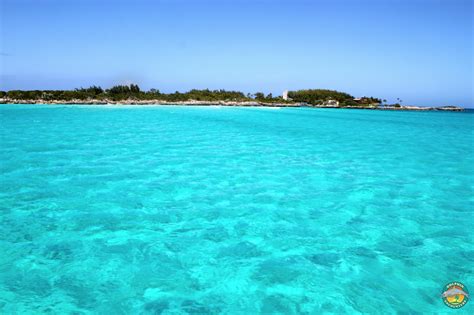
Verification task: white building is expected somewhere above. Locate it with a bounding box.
[282,90,289,100]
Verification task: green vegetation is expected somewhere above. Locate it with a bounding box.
[159,89,250,102]
[354,96,382,106]
[0,85,381,106]
[288,89,353,105]
[0,85,294,103]
[287,89,381,106]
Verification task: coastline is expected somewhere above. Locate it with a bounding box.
[0,98,464,111]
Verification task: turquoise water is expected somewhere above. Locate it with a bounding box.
[0,105,473,314]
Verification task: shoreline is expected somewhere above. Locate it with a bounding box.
[0,99,465,111]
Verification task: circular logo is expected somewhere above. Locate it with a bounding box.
[441,281,469,309]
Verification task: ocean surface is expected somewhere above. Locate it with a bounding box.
[0,104,473,314]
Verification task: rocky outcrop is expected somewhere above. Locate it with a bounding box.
[435,106,464,111]
[0,98,300,107]
[0,98,464,111]
[378,105,464,111]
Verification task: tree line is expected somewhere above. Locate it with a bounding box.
[0,85,381,106]
[0,85,287,103]
[288,89,381,106]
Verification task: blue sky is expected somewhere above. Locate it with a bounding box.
[0,0,472,107]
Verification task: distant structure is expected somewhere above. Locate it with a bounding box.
[322,99,339,107]
[282,90,289,100]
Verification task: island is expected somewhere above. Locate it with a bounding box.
[0,85,464,111]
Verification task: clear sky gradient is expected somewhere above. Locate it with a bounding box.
[0,0,472,107]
